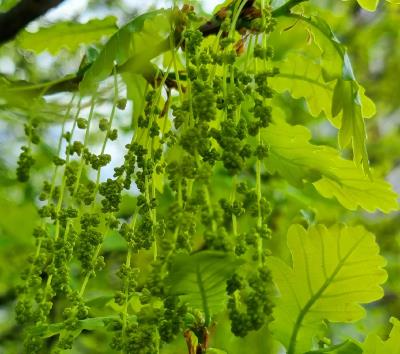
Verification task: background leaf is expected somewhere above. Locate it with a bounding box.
[267,224,387,354]
[16,17,118,55]
[363,317,400,353]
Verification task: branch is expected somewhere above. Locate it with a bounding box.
[0,0,66,45]
[3,0,306,96]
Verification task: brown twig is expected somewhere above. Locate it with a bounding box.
[0,0,66,45]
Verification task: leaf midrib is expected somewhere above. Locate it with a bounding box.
[287,233,366,354]
[196,264,210,327]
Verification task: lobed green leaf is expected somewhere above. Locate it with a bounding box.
[267,224,387,354]
[271,14,376,173]
[263,119,399,213]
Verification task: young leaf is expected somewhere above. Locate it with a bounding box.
[166,251,243,325]
[122,72,148,128]
[16,17,118,55]
[331,78,345,118]
[336,79,370,173]
[309,19,376,173]
[363,317,400,353]
[267,224,387,354]
[263,120,399,213]
[79,9,170,94]
[272,14,376,172]
[271,53,335,120]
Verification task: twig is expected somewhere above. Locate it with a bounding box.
[0,0,65,45]
[2,0,308,96]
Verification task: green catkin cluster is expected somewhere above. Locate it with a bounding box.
[16,99,81,353]
[16,145,35,182]
[16,117,41,182]
[16,2,278,353]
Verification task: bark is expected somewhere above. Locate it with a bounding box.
[0,0,66,45]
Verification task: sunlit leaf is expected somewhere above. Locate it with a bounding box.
[336,79,369,172]
[271,14,376,172]
[263,120,398,212]
[271,53,335,121]
[267,224,387,354]
[122,72,148,128]
[80,10,170,93]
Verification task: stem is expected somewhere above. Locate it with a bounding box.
[197,266,210,327]
[145,61,173,262]
[92,67,119,199]
[40,98,81,302]
[230,176,238,237]
[209,27,224,84]
[39,96,80,306]
[79,69,119,297]
[229,0,248,39]
[72,96,96,197]
[256,132,262,264]
[25,95,76,312]
[170,21,184,100]
[121,212,138,351]
[49,94,76,197]
[184,46,194,129]
[203,184,217,233]
[252,34,264,265]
